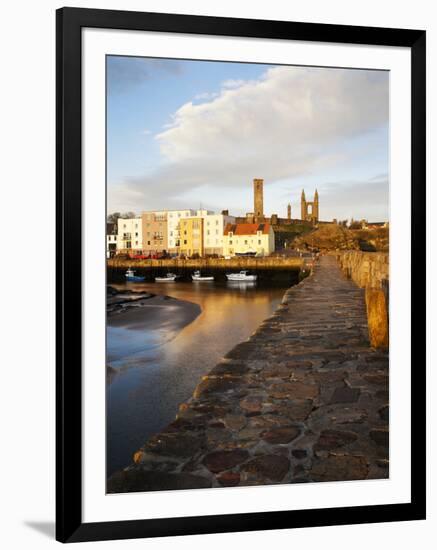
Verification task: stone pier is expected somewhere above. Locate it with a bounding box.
[108,256,389,493]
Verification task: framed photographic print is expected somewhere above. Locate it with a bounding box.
[56,7,426,543]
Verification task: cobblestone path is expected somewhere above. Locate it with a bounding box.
[108,255,389,492]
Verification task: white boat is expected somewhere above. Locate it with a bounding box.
[226,270,257,282]
[155,272,178,282]
[192,270,214,282]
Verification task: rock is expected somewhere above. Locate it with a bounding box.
[145,432,204,457]
[292,449,308,459]
[107,470,212,493]
[269,381,319,400]
[364,374,389,387]
[262,426,301,444]
[310,454,369,482]
[314,429,358,451]
[223,414,247,431]
[203,449,250,473]
[277,399,314,421]
[329,386,361,404]
[369,429,389,447]
[241,455,290,482]
[193,376,241,398]
[313,371,347,385]
[216,471,241,487]
[240,396,263,413]
[210,362,250,377]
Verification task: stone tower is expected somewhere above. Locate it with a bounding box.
[253,178,264,218]
[301,189,319,223]
[301,189,307,221]
[287,203,291,220]
[313,189,319,221]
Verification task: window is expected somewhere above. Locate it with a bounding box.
[178,213,181,218]
[216,230,218,235]
[135,232,138,237]
[170,231,173,236]
[184,230,187,235]
[147,241,150,245]
[184,240,187,245]
[229,240,233,245]
[258,240,262,245]
[135,241,138,245]
[207,221,210,226]
[123,224,126,229]
[207,230,210,235]
[244,240,248,245]
[216,220,219,225]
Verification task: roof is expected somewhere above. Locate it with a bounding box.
[224,223,271,236]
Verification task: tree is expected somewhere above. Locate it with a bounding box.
[107,211,137,223]
[107,212,121,224]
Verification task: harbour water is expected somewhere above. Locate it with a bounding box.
[107,280,289,475]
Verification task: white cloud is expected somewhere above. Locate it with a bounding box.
[109,65,388,213]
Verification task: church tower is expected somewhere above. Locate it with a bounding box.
[301,189,307,221]
[313,189,319,221]
[253,178,264,218]
[287,203,291,220]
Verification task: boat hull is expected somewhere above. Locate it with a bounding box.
[125,276,145,282]
[155,277,177,282]
[192,276,214,282]
[226,275,257,282]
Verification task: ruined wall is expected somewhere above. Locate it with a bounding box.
[337,251,389,349]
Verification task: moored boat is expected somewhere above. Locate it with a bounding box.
[192,270,214,282]
[155,273,178,282]
[125,268,145,282]
[226,270,257,282]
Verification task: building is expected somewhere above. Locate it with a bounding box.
[198,210,235,256]
[223,223,275,257]
[301,189,319,223]
[116,217,143,252]
[106,222,118,258]
[166,209,197,253]
[179,217,204,257]
[253,178,264,218]
[141,211,168,254]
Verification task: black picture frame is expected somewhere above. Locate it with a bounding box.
[56,7,426,543]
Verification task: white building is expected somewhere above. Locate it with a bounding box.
[116,217,143,252]
[197,210,235,255]
[223,223,275,257]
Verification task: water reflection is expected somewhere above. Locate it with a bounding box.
[106,280,287,475]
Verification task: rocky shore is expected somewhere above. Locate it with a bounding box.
[108,256,389,493]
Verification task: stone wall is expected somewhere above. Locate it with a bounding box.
[336,252,389,349]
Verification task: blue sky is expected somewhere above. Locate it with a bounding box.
[107,56,389,221]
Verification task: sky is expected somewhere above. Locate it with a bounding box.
[107,56,389,222]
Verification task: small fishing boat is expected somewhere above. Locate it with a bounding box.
[226,270,257,282]
[192,270,214,282]
[125,268,145,282]
[155,273,178,282]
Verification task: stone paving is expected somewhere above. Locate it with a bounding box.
[108,256,389,493]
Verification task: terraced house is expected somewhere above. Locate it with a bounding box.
[223,222,275,257]
[179,217,204,257]
[116,217,142,253]
[141,211,168,255]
